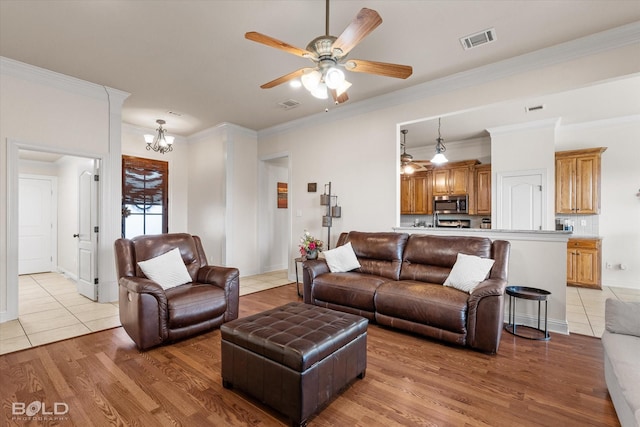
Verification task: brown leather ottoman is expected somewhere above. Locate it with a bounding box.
[221,302,368,427]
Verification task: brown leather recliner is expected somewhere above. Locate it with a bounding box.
[114,233,239,350]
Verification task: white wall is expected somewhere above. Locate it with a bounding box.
[557,118,640,289]
[187,123,259,276]
[0,57,128,321]
[257,44,640,294]
[121,124,189,234]
[489,118,558,231]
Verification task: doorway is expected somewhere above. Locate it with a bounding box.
[16,151,106,311]
[259,154,291,276]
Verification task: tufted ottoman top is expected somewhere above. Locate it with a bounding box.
[221,302,368,372]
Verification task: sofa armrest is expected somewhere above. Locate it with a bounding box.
[197,266,240,321]
[466,278,507,354]
[302,259,330,303]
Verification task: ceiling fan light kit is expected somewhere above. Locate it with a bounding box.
[245,0,412,105]
[144,119,174,155]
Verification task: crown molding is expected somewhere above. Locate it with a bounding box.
[258,21,640,139]
[558,114,640,131]
[0,56,125,101]
[188,122,257,144]
[487,118,561,135]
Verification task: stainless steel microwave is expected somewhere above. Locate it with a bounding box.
[433,195,468,214]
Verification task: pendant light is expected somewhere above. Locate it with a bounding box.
[400,129,415,175]
[431,118,448,164]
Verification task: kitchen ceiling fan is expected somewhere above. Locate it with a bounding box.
[245,0,413,104]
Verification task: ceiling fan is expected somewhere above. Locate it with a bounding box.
[400,129,422,174]
[245,0,413,104]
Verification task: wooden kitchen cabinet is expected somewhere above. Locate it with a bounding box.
[567,238,601,289]
[401,172,431,214]
[431,160,477,196]
[555,147,606,214]
[475,164,491,215]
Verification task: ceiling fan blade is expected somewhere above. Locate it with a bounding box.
[345,59,413,79]
[332,8,382,56]
[260,68,313,89]
[245,31,311,57]
[330,89,349,104]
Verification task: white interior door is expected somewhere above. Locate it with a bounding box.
[18,176,56,274]
[77,168,99,300]
[498,172,544,230]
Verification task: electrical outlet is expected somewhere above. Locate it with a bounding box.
[580,219,587,227]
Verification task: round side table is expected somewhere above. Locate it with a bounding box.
[504,286,551,341]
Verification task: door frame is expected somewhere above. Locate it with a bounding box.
[495,168,547,230]
[258,151,292,279]
[18,174,58,275]
[4,140,107,322]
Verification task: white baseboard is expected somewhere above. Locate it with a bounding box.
[504,310,569,335]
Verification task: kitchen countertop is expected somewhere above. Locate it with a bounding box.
[395,226,573,235]
[393,226,574,242]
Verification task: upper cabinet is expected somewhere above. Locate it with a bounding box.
[555,147,607,214]
[431,160,478,196]
[475,164,491,215]
[401,171,431,215]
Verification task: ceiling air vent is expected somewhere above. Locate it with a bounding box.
[278,99,300,110]
[460,28,496,50]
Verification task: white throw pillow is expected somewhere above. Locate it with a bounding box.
[323,242,361,273]
[137,247,193,290]
[443,253,495,294]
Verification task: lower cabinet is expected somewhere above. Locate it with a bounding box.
[567,238,601,289]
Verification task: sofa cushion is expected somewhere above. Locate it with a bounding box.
[400,234,492,284]
[166,283,228,328]
[323,242,361,273]
[344,231,409,281]
[312,272,389,312]
[375,281,468,334]
[443,253,495,294]
[605,299,640,337]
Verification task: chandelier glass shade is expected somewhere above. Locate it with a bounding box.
[400,129,415,175]
[144,119,174,155]
[301,67,351,100]
[431,118,448,164]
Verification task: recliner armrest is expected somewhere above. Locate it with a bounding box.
[198,266,240,321]
[119,276,167,301]
[197,265,240,290]
[469,278,506,301]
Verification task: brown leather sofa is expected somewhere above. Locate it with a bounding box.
[114,233,239,350]
[303,231,510,354]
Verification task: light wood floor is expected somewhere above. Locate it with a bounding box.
[0,284,619,426]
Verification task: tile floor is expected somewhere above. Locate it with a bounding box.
[0,270,291,355]
[566,285,640,337]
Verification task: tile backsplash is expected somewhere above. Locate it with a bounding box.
[555,214,599,236]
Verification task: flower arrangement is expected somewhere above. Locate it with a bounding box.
[299,230,323,258]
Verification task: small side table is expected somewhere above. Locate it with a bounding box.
[505,286,551,341]
[294,257,304,297]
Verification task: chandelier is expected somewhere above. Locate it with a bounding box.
[144,119,174,154]
[431,118,448,164]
